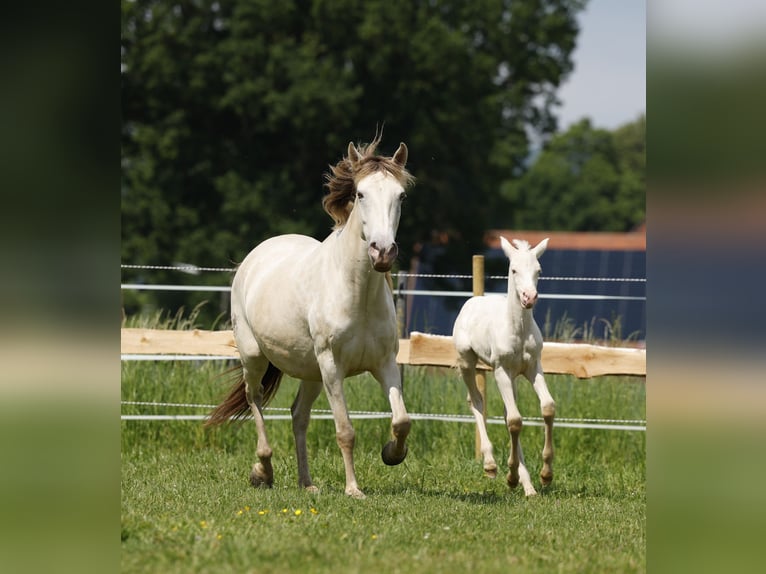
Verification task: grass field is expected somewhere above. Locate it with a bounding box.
[121,360,645,573]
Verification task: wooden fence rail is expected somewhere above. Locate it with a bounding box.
[121,328,646,379]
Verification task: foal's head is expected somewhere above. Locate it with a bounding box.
[323,136,414,272]
[500,237,549,309]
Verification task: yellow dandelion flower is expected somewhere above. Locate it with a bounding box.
[310,508,318,515]
[237,510,243,516]
[281,508,288,514]
[294,509,302,516]
[258,510,266,516]
[371,534,378,540]
[216,534,223,540]
[199,521,207,529]
[244,505,251,511]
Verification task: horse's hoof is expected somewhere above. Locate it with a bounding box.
[540,472,553,486]
[250,464,273,488]
[506,472,520,489]
[346,487,366,499]
[484,464,498,479]
[381,441,408,466]
[304,485,320,494]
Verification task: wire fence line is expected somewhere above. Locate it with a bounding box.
[120,402,646,432]
[121,263,646,302]
[120,282,646,302]
[120,263,646,283]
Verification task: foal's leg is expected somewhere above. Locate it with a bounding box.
[526,363,555,486]
[291,379,323,492]
[495,366,536,495]
[241,357,275,488]
[459,354,497,478]
[317,352,364,498]
[372,358,411,466]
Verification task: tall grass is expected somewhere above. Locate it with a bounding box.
[542,309,643,345]
[122,357,645,573]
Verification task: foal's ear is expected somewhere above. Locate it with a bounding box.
[533,238,549,258]
[392,142,408,167]
[347,142,362,165]
[500,236,516,259]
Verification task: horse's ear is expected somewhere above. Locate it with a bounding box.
[392,142,408,167]
[533,238,549,258]
[347,142,361,165]
[500,236,515,259]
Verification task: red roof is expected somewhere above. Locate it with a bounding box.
[485,227,646,251]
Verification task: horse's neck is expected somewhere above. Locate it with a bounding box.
[506,279,532,332]
[327,209,386,301]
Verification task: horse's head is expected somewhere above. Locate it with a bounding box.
[348,141,409,272]
[500,236,549,309]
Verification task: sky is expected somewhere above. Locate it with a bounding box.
[556,0,646,131]
[650,0,766,49]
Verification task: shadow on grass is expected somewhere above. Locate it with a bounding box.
[359,479,563,505]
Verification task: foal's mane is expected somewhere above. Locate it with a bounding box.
[322,134,415,229]
[511,239,531,250]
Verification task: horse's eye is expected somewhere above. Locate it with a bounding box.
[356,192,364,200]
[399,193,407,202]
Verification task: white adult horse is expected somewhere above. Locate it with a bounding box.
[206,136,414,498]
[452,237,555,496]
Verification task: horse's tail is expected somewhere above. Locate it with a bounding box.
[204,362,284,427]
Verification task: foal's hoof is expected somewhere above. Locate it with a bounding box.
[506,472,520,489]
[540,470,553,486]
[381,441,408,466]
[484,463,498,479]
[250,464,273,488]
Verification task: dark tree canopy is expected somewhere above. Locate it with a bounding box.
[121,0,589,319]
[500,116,645,231]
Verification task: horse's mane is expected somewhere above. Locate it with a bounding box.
[322,134,415,229]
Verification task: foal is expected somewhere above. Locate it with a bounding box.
[452,237,555,496]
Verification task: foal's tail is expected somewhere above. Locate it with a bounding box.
[204,362,284,427]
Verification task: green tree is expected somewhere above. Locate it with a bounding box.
[121,0,586,321]
[500,115,645,231]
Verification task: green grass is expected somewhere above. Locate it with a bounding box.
[122,361,645,573]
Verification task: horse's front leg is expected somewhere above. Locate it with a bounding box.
[317,352,364,498]
[527,364,555,486]
[495,366,537,496]
[372,358,411,466]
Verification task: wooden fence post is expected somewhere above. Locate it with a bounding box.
[472,255,486,460]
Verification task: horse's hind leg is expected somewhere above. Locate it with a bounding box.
[527,364,555,486]
[515,443,538,497]
[458,354,497,478]
[291,379,322,492]
[242,359,275,488]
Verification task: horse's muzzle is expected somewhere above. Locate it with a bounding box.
[369,242,398,272]
[521,291,538,309]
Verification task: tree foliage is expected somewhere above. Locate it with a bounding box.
[501,115,645,231]
[121,0,589,318]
